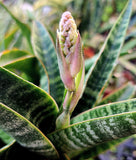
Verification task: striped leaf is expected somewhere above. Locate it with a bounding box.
[73,137,129,160]
[0,142,50,160]
[74,0,132,114]
[0,103,59,159]
[99,83,135,105]
[0,67,58,134]
[32,21,64,106]
[71,99,136,124]
[48,109,136,158]
[0,2,33,53]
[3,56,39,84]
[85,54,99,74]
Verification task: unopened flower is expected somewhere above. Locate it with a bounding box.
[56,11,83,91]
[56,11,85,128]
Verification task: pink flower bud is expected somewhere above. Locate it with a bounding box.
[56,11,84,91]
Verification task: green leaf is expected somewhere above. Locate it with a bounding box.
[0,142,48,160]
[74,0,132,114]
[3,56,39,84]
[119,58,136,75]
[0,140,15,156]
[85,54,99,74]
[73,137,129,160]
[0,27,18,50]
[71,99,136,124]
[121,39,136,53]
[48,107,136,158]
[0,49,31,66]
[32,21,64,106]
[0,129,14,145]
[0,2,33,53]
[0,103,59,159]
[99,83,135,105]
[0,67,58,134]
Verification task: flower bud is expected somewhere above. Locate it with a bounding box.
[56,11,83,91]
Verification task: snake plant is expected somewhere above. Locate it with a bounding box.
[0,0,136,159]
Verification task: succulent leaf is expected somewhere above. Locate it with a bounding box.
[0,103,59,159]
[0,67,58,134]
[73,0,132,115]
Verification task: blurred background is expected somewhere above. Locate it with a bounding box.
[0,0,136,159]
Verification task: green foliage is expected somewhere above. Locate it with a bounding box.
[0,0,136,160]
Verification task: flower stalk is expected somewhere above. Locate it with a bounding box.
[56,11,84,129]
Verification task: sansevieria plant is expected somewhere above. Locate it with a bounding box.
[0,0,136,159]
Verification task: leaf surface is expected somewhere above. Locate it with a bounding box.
[0,67,58,134]
[0,49,31,66]
[74,0,132,114]
[71,99,136,124]
[99,83,135,105]
[0,2,33,53]
[49,108,136,157]
[3,56,39,84]
[0,103,59,159]
[32,21,64,106]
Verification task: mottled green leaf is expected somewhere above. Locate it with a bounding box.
[0,67,58,134]
[85,54,98,74]
[0,2,33,53]
[99,83,135,105]
[71,99,136,124]
[73,137,129,160]
[49,107,136,158]
[0,142,48,160]
[32,21,64,106]
[0,103,59,159]
[74,0,132,115]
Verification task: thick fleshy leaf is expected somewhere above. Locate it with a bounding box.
[0,129,14,145]
[32,21,64,106]
[71,99,136,124]
[0,2,33,53]
[85,54,99,74]
[99,83,135,105]
[3,56,39,84]
[0,49,31,66]
[0,140,15,156]
[119,58,136,75]
[74,0,132,114]
[0,67,58,134]
[0,142,48,160]
[0,103,59,159]
[49,108,136,158]
[73,137,129,160]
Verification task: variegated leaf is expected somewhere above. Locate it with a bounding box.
[73,0,132,115]
[0,67,58,134]
[0,103,59,159]
[71,99,136,124]
[32,21,64,106]
[99,83,135,105]
[49,108,136,158]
